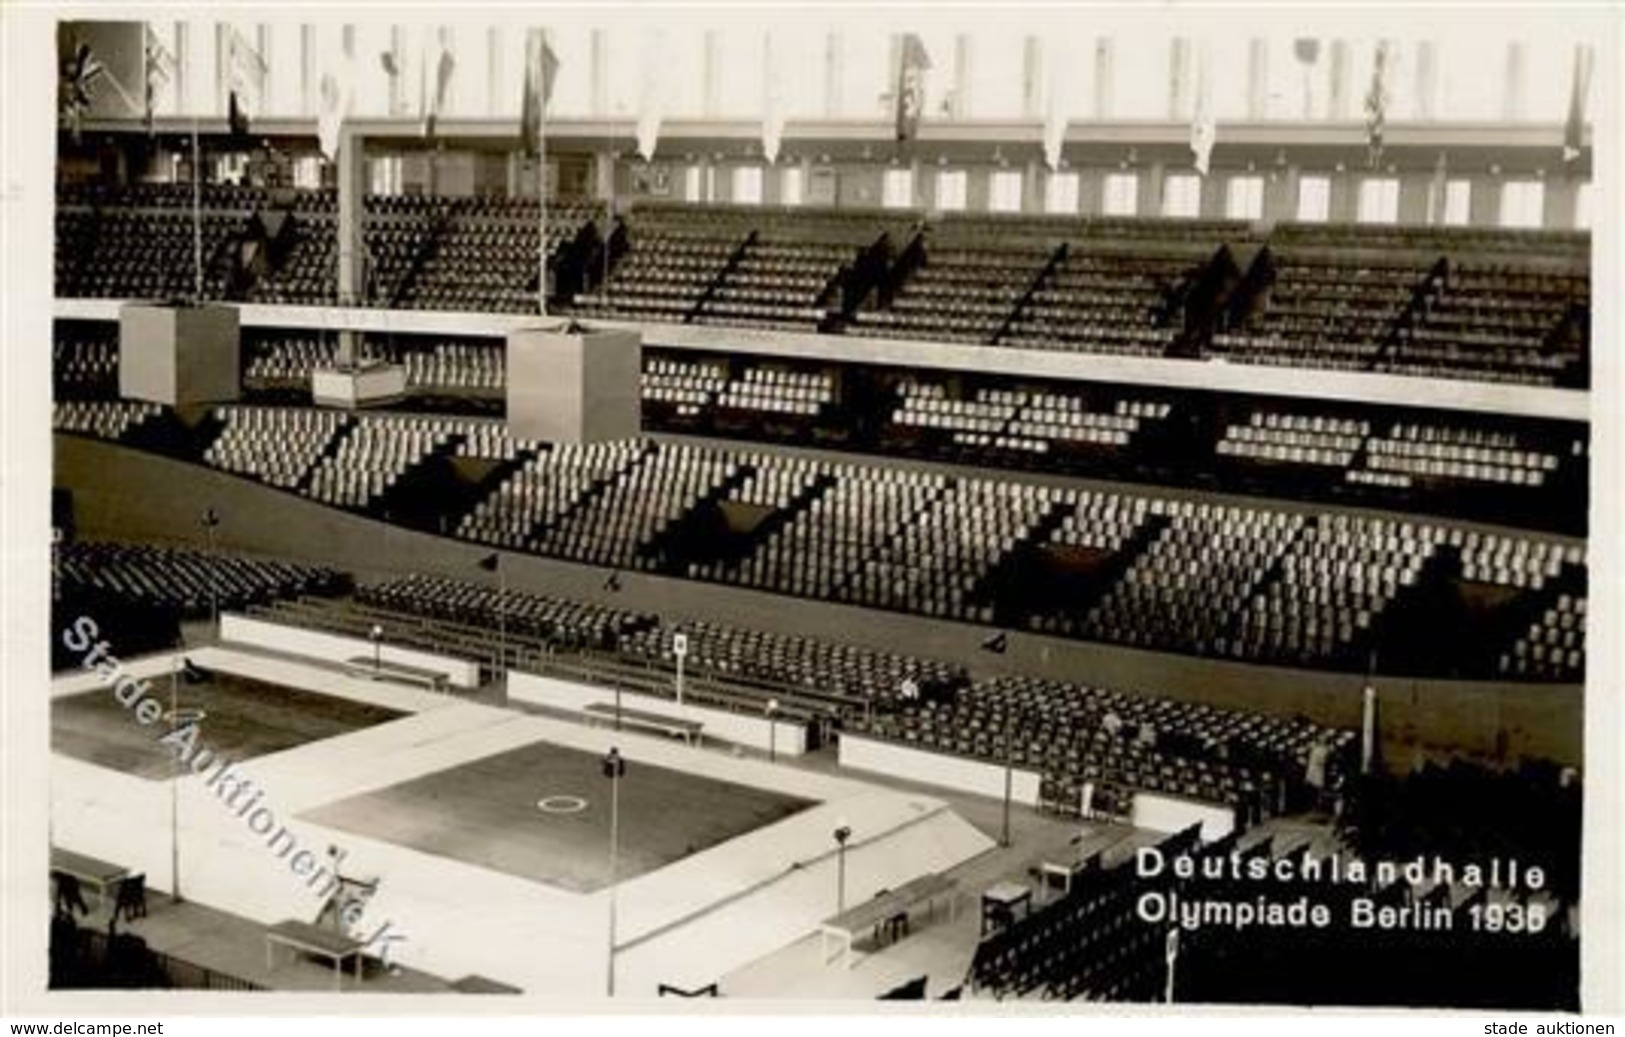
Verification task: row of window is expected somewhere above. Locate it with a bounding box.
[347,155,1591,230]
[848,168,1582,229]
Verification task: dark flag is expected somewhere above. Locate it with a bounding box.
[894,33,931,143]
[143,28,172,138]
[520,29,560,159]
[60,41,104,143]
[1363,41,1389,168]
[1563,45,1593,163]
[228,90,250,139]
[425,29,456,141]
[477,553,500,572]
[980,631,1008,655]
[180,659,209,684]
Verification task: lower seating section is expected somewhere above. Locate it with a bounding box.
[890,380,1173,457]
[836,477,1056,620]
[616,621,965,708]
[642,357,728,417]
[570,229,740,322]
[409,199,600,313]
[54,186,1590,388]
[64,408,1588,680]
[53,400,163,442]
[458,440,648,550]
[861,674,1352,814]
[1227,514,1441,667]
[728,462,949,601]
[1458,529,1579,591]
[265,572,963,718]
[362,194,446,307]
[693,237,850,330]
[1501,594,1586,681]
[1384,262,1588,387]
[999,249,1197,356]
[205,406,349,489]
[849,246,1049,344]
[303,415,455,510]
[968,825,1203,1001]
[531,443,742,571]
[53,327,119,397]
[1351,421,1573,490]
[1217,411,1368,469]
[1082,502,1306,655]
[1214,255,1418,371]
[243,334,506,402]
[57,540,348,620]
[358,573,651,652]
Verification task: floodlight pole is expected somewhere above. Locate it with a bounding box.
[602,748,626,998]
[766,699,779,763]
[192,113,202,301]
[833,824,852,913]
[497,559,508,677]
[170,656,182,903]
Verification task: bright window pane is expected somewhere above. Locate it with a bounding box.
[989,170,1022,213]
[1045,172,1079,214]
[883,168,914,209]
[1226,175,1263,219]
[1103,172,1138,216]
[1296,175,1331,222]
[1162,173,1200,218]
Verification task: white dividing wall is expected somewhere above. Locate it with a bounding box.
[838,733,1042,806]
[507,671,810,756]
[220,613,482,688]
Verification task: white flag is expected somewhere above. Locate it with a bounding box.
[762,32,787,165]
[1190,44,1216,176]
[1042,41,1072,171]
[317,47,352,162]
[636,31,666,162]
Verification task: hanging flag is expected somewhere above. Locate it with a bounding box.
[636,31,665,161]
[316,64,345,162]
[520,29,559,159]
[59,40,105,142]
[1190,45,1216,176]
[1042,40,1072,171]
[424,27,456,141]
[143,27,174,137]
[762,32,787,165]
[1562,44,1593,163]
[225,27,266,140]
[1364,41,1390,169]
[894,33,931,143]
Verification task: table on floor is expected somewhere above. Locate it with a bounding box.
[265,919,367,990]
[51,847,129,911]
[818,872,957,967]
[980,880,1034,935]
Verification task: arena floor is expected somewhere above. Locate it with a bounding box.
[50,671,406,780]
[299,739,816,892]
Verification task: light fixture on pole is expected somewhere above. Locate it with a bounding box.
[200,507,221,635]
[1001,709,1015,849]
[477,553,505,676]
[833,821,852,913]
[370,624,384,672]
[601,747,627,998]
[766,698,779,763]
[166,655,207,903]
[672,631,688,709]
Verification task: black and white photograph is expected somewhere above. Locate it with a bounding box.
[2,0,1620,1022]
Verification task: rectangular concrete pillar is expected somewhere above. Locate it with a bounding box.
[506,325,642,444]
[118,302,240,406]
